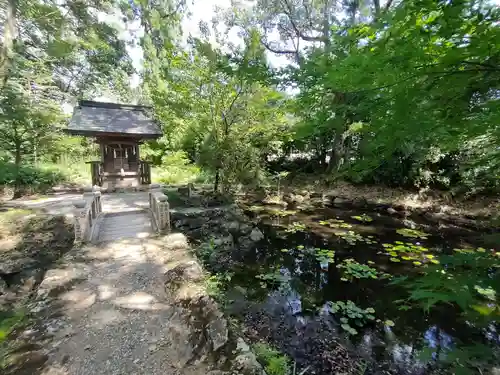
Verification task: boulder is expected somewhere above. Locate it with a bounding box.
[386,207,398,215]
[0,258,38,275]
[333,197,349,207]
[352,197,368,208]
[230,338,267,375]
[249,228,264,242]
[37,264,89,299]
[3,350,49,374]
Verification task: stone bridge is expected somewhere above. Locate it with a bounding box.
[71,185,170,243]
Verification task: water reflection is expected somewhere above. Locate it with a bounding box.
[235,204,494,374]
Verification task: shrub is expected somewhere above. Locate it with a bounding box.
[152,151,202,185]
[253,342,290,375]
[0,162,67,192]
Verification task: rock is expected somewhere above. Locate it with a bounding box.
[37,264,89,299]
[164,261,205,301]
[333,197,349,207]
[4,350,49,373]
[387,207,398,215]
[17,268,44,293]
[249,228,264,242]
[207,313,228,352]
[228,221,241,232]
[353,197,367,208]
[0,258,38,275]
[212,235,233,247]
[239,223,253,236]
[188,218,205,230]
[0,277,7,294]
[402,219,418,229]
[231,338,267,375]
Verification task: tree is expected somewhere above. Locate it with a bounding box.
[0,0,136,195]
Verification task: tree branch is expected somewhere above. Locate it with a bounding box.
[260,39,297,55]
[281,0,326,43]
[383,0,394,13]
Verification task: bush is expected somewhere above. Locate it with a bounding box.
[253,342,290,375]
[0,162,67,191]
[152,151,204,185]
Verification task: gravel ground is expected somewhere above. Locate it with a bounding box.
[41,236,210,375]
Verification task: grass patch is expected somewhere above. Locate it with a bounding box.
[0,310,27,344]
[253,342,290,375]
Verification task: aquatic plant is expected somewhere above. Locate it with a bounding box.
[396,228,429,239]
[336,258,379,281]
[285,221,306,233]
[335,231,377,245]
[253,342,290,375]
[256,269,289,288]
[319,218,353,229]
[382,241,438,265]
[327,300,376,335]
[267,208,297,217]
[314,248,335,264]
[351,214,373,223]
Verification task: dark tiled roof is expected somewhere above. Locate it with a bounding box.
[66,100,162,138]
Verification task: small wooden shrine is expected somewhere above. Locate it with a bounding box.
[66,100,162,189]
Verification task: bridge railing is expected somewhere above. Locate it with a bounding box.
[73,186,102,243]
[149,184,170,232]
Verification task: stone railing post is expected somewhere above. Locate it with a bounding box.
[73,199,87,243]
[148,184,170,232]
[73,185,103,243]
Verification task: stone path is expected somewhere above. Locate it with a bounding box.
[38,234,211,375]
[3,191,151,216]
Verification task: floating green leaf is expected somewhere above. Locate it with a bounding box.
[396,228,429,239]
[351,214,373,223]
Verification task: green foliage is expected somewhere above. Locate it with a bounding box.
[205,273,233,300]
[0,162,66,190]
[393,247,499,373]
[394,248,499,316]
[284,222,306,233]
[0,310,26,344]
[253,342,290,375]
[319,219,353,229]
[327,301,376,335]
[314,248,335,264]
[256,269,289,288]
[396,228,429,239]
[382,241,437,265]
[350,214,373,223]
[337,258,379,281]
[335,231,377,245]
[152,151,204,184]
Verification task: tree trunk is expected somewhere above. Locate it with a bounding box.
[214,167,220,193]
[1,0,17,88]
[327,132,346,174]
[13,140,22,199]
[373,0,381,17]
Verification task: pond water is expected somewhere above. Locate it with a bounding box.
[211,202,498,374]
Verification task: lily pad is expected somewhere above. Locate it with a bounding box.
[396,228,429,239]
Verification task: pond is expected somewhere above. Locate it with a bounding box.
[203,201,498,374]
